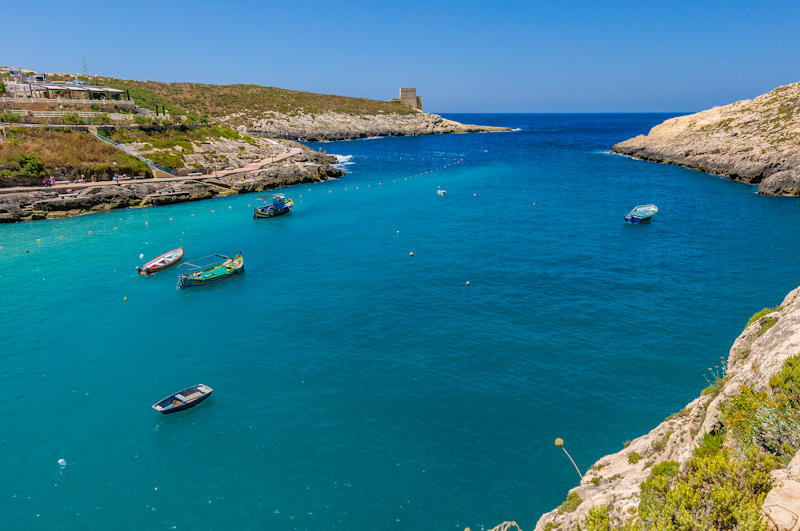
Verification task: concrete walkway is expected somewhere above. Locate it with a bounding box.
[0,148,303,194]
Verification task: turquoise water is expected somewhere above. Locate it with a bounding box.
[3,114,800,529]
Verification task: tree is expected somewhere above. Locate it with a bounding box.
[0,80,6,95]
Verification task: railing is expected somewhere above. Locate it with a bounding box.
[92,132,176,175]
[0,96,137,107]
[7,109,134,120]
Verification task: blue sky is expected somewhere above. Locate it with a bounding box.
[5,0,800,112]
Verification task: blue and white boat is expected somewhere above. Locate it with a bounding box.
[625,204,658,224]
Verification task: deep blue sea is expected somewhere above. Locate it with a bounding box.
[3,114,800,530]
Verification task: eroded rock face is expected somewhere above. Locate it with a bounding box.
[611,82,800,196]
[239,111,509,141]
[534,286,800,530]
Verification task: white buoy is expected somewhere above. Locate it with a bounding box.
[139,253,144,259]
[58,458,67,468]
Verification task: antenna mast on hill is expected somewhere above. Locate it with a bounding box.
[81,57,88,78]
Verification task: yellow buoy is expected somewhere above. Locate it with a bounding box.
[123,296,127,301]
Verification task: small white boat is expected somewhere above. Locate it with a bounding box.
[437,189,446,197]
[138,247,184,275]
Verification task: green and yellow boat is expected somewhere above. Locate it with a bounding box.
[177,252,244,289]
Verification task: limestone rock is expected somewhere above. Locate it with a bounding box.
[534,286,800,530]
[611,82,800,196]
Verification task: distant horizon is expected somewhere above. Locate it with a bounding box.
[4,0,799,113]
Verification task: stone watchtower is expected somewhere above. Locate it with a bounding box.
[399,87,423,111]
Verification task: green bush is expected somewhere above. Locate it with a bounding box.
[3,153,46,178]
[628,452,641,464]
[91,113,111,125]
[90,104,100,111]
[62,112,85,125]
[722,386,800,457]
[747,306,779,327]
[134,115,153,125]
[770,353,800,402]
[1,110,20,123]
[0,80,6,94]
[558,492,582,514]
[579,504,611,531]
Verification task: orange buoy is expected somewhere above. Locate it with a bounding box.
[409,252,414,256]
[466,281,471,286]
[25,249,30,253]
[211,210,215,213]
[169,217,173,221]
[59,236,63,239]
[88,231,92,234]
[113,227,118,230]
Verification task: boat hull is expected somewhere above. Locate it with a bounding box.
[158,392,211,414]
[254,206,291,218]
[177,253,244,289]
[139,248,184,275]
[625,215,653,224]
[153,385,214,414]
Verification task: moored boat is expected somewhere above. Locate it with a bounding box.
[177,252,244,289]
[137,247,184,275]
[437,189,446,197]
[152,384,213,414]
[254,194,293,218]
[625,204,658,224]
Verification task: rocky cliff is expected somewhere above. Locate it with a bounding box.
[611,82,800,196]
[240,110,509,141]
[533,287,800,530]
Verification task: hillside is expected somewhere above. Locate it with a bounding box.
[38,72,508,139]
[611,82,800,195]
[0,128,149,186]
[528,288,800,530]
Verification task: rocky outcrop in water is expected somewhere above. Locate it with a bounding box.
[240,110,509,141]
[534,287,800,530]
[611,82,800,196]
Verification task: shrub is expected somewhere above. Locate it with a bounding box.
[1,110,20,123]
[770,353,800,402]
[91,113,111,125]
[62,112,84,125]
[652,430,673,453]
[134,115,153,125]
[3,153,46,178]
[747,307,779,327]
[722,386,800,457]
[628,452,641,464]
[579,504,611,531]
[558,492,582,514]
[0,80,5,94]
[90,104,100,111]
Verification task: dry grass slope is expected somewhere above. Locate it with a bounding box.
[0,128,149,185]
[67,75,418,123]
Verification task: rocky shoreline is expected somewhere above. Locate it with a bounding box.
[534,286,800,530]
[0,150,343,223]
[240,110,509,141]
[611,81,800,196]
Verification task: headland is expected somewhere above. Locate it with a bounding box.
[612,81,800,196]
